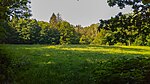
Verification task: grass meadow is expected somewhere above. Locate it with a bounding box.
[1,44,150,84]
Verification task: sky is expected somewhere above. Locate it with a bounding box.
[31,0,132,27]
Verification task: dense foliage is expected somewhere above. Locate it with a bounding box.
[1,13,99,44]
[1,11,150,46]
[0,0,31,20]
[1,13,80,44]
[0,0,32,43]
[98,0,150,46]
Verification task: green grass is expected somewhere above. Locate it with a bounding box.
[1,44,150,84]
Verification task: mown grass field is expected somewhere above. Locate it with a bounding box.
[1,44,150,84]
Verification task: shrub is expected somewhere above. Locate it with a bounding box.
[92,57,150,84]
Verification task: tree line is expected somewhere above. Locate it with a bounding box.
[0,13,99,45]
[1,11,150,46]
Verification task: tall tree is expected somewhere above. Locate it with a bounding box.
[49,13,57,28]
[56,13,62,22]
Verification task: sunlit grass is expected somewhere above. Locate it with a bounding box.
[43,45,150,56]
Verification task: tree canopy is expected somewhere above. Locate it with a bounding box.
[0,0,31,43]
[97,0,150,46]
[107,0,150,9]
[0,0,31,21]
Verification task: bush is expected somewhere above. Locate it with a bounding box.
[92,57,150,84]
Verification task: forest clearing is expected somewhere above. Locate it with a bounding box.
[1,0,150,83]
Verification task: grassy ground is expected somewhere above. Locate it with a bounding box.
[1,44,150,84]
